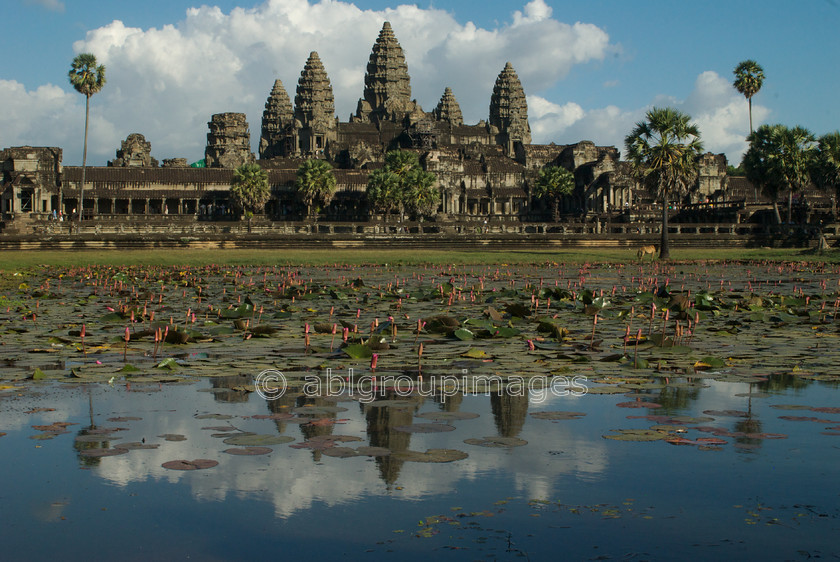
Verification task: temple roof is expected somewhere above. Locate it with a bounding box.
[295,52,335,131]
[357,21,412,123]
[489,62,531,144]
[434,87,463,126]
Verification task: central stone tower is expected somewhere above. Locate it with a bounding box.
[259,79,295,160]
[489,62,531,154]
[294,52,337,156]
[355,22,419,126]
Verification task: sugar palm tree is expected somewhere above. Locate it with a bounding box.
[744,124,816,224]
[775,125,816,224]
[365,168,401,222]
[404,167,440,219]
[367,151,438,221]
[733,60,764,134]
[294,159,336,220]
[813,131,840,218]
[230,163,270,230]
[743,124,785,224]
[68,53,106,220]
[532,165,575,221]
[625,107,703,260]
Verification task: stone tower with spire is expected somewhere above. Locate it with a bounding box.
[294,52,337,156]
[204,112,255,168]
[489,62,531,154]
[433,87,463,127]
[355,21,422,126]
[259,79,295,160]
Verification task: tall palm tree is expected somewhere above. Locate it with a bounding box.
[230,163,270,215]
[743,124,784,224]
[404,167,440,219]
[68,53,106,220]
[367,151,438,221]
[294,159,336,220]
[775,125,816,224]
[365,168,401,222]
[733,60,764,134]
[744,124,816,224]
[532,165,575,221]
[625,107,703,260]
[813,131,840,218]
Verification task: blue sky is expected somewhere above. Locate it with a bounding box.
[2,0,838,166]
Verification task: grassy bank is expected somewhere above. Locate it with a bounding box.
[0,247,836,270]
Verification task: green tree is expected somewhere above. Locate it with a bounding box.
[230,163,270,215]
[813,131,840,218]
[366,151,439,221]
[68,53,106,220]
[366,168,401,221]
[745,124,815,224]
[733,60,764,134]
[743,125,785,224]
[532,165,575,221]
[404,167,440,219]
[295,159,337,219]
[625,107,703,260]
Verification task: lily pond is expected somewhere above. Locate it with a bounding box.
[2,259,840,560]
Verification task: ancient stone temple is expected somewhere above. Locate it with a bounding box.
[1,20,751,229]
[204,112,255,168]
[355,21,415,125]
[109,133,158,168]
[0,147,62,215]
[293,52,337,157]
[433,88,464,127]
[489,62,531,154]
[259,79,295,160]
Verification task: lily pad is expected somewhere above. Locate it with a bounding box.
[80,447,129,457]
[392,448,469,463]
[223,447,273,455]
[158,434,187,441]
[529,411,586,420]
[119,442,160,450]
[616,401,662,409]
[194,414,233,420]
[161,459,218,470]
[464,436,527,448]
[602,429,668,442]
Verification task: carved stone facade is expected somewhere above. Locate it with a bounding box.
[355,21,414,125]
[0,146,62,215]
[696,152,729,201]
[204,113,255,168]
[1,21,748,225]
[293,52,337,157]
[489,62,531,153]
[109,133,158,168]
[259,79,295,160]
[433,88,464,127]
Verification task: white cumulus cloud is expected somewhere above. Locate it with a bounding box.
[7,1,762,166]
[528,70,769,164]
[1,0,616,165]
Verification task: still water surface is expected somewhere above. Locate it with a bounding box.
[2,376,838,560]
